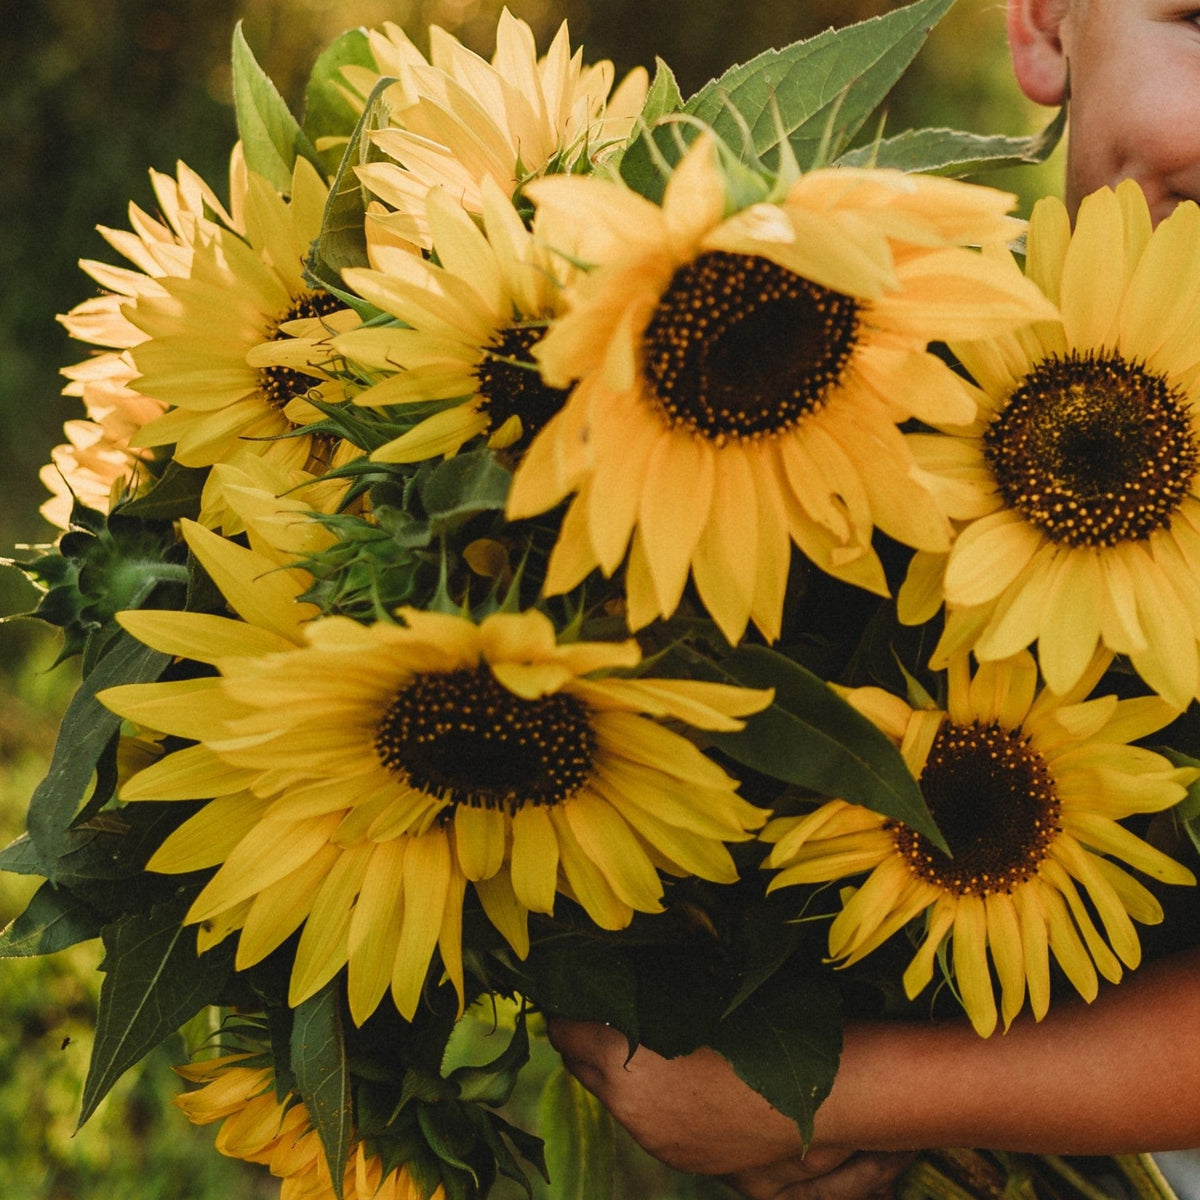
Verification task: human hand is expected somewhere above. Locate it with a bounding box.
[547,1017,914,1200]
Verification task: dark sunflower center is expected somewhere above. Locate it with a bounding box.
[892,721,1060,896]
[259,290,343,412]
[373,665,596,813]
[475,323,570,448]
[984,351,1199,547]
[640,250,861,444]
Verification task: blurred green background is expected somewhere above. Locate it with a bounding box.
[0,2,1057,1196]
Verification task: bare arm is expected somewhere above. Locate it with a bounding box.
[549,948,1200,1182]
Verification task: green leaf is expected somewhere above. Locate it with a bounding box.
[0,882,104,957]
[291,983,353,1200]
[709,971,842,1146]
[303,28,377,172]
[27,633,171,879]
[837,105,1068,177]
[538,1067,616,1200]
[79,893,233,1127]
[613,58,683,184]
[305,76,397,301]
[622,0,956,199]
[420,451,512,534]
[706,645,945,851]
[114,462,209,522]
[232,21,323,194]
[517,941,638,1043]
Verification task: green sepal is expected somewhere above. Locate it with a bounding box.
[702,644,946,851]
[538,1067,616,1200]
[113,462,209,523]
[291,982,354,1200]
[446,1005,529,1106]
[837,103,1068,177]
[79,891,235,1128]
[419,450,513,536]
[232,21,324,194]
[302,28,377,173]
[305,76,398,305]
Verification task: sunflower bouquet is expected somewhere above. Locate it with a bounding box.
[5,1,1200,1198]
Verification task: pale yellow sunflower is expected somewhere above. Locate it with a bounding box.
[123,156,360,530]
[44,158,241,526]
[175,1054,443,1200]
[333,178,574,463]
[902,181,1200,710]
[103,606,771,1025]
[345,10,647,243]
[763,651,1196,1037]
[505,135,1057,644]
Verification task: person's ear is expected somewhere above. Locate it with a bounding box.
[1006,0,1070,105]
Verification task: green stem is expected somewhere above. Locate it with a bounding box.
[1113,1155,1180,1200]
[1039,1156,1120,1200]
[899,1160,979,1200]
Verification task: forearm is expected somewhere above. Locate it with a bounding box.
[816,948,1200,1154]
[550,949,1200,1179]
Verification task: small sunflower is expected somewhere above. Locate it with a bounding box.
[904,181,1200,709]
[123,156,360,529]
[506,136,1056,644]
[44,159,240,526]
[763,651,1196,1037]
[333,178,574,463]
[175,1054,443,1200]
[103,607,771,1025]
[346,10,647,241]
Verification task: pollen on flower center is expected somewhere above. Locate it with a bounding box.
[640,250,862,444]
[475,323,571,447]
[258,290,343,412]
[373,665,596,812]
[892,721,1060,896]
[984,351,1200,547]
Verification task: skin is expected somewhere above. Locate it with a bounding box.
[1008,0,1200,221]
[550,5,1200,1197]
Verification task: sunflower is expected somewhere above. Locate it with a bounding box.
[122,156,360,530]
[762,651,1196,1037]
[902,182,1200,709]
[505,136,1057,644]
[103,607,771,1025]
[175,1054,443,1200]
[44,159,240,526]
[345,10,647,242]
[332,178,574,464]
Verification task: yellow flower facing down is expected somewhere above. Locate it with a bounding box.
[347,10,647,243]
[122,156,361,530]
[506,136,1057,644]
[104,607,771,1026]
[763,651,1196,1037]
[904,181,1200,709]
[334,178,574,464]
[175,1054,444,1200]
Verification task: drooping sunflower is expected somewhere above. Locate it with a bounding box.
[345,10,647,241]
[332,178,574,463]
[123,156,361,530]
[175,1054,444,1200]
[103,607,771,1025]
[44,159,240,526]
[762,651,1196,1037]
[505,136,1057,644]
[903,181,1200,709]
